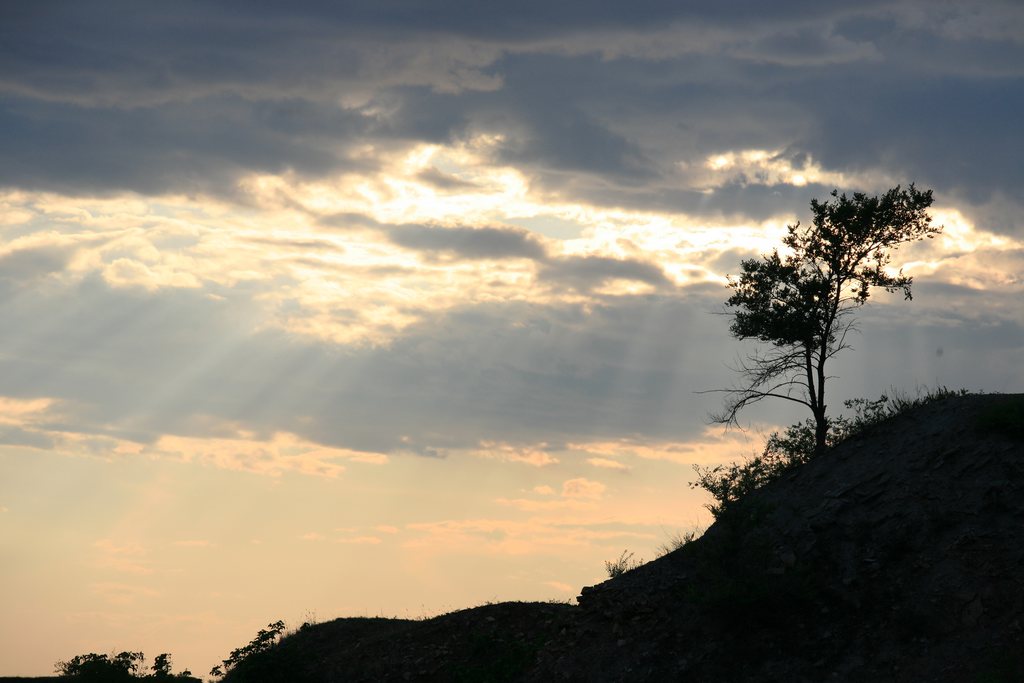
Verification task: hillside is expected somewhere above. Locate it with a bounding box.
[223,393,1024,682]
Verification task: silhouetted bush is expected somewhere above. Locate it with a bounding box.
[56,652,143,681]
[604,550,643,578]
[655,527,704,558]
[55,651,198,681]
[694,387,969,517]
[210,620,286,679]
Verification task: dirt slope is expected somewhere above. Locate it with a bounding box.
[225,393,1024,682]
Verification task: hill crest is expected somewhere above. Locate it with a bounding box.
[224,393,1024,682]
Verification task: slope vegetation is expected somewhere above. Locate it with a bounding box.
[225,393,1024,682]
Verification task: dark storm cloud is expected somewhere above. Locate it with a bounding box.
[0,0,852,71]
[0,94,375,196]
[2,1,1023,230]
[378,79,660,180]
[495,105,658,180]
[387,225,548,261]
[791,67,1024,204]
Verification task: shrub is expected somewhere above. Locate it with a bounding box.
[655,527,704,558]
[604,550,644,579]
[694,387,968,518]
[56,651,198,681]
[56,652,144,681]
[211,620,286,679]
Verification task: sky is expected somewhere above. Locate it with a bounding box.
[1,0,1023,676]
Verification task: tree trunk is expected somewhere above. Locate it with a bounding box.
[813,408,828,456]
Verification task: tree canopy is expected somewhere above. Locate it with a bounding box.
[715,184,940,451]
[55,650,197,681]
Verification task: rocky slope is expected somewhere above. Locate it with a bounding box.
[224,393,1024,682]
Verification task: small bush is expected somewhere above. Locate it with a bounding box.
[55,651,197,681]
[211,620,286,679]
[604,550,644,579]
[655,527,704,558]
[56,652,143,681]
[693,387,969,518]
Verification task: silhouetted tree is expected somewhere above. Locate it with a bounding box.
[712,185,940,453]
[56,651,143,681]
[56,650,197,681]
[152,653,172,678]
[210,620,286,678]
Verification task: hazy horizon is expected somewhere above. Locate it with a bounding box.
[2,1,1023,676]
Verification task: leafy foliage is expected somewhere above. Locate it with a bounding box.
[55,651,196,681]
[210,620,286,679]
[695,388,968,518]
[56,651,144,681]
[714,185,940,452]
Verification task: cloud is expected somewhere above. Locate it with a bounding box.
[0,95,376,197]
[464,442,559,467]
[2,10,1023,675]
[0,187,1020,471]
[570,429,768,466]
[387,224,547,260]
[333,536,383,545]
[544,580,575,594]
[586,457,631,472]
[495,497,596,512]
[0,268,734,454]
[0,2,1021,476]
[561,477,606,500]
[732,24,882,66]
[404,517,655,556]
[2,1,1023,237]
[0,244,74,285]
[153,432,386,478]
[493,103,658,180]
[103,257,203,291]
[538,255,671,291]
[0,425,56,450]
[416,167,481,190]
[0,4,516,106]
[90,582,161,605]
[6,243,1019,468]
[93,539,153,576]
